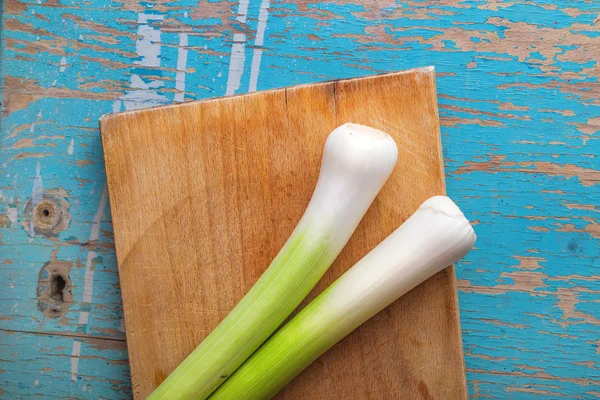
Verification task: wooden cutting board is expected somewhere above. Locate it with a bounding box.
[100,67,467,399]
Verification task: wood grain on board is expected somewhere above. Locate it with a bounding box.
[100,67,467,399]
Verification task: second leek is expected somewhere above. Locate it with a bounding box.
[210,196,476,400]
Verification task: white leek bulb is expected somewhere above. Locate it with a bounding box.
[209,196,476,400]
[149,123,398,400]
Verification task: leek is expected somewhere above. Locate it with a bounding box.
[209,195,476,400]
[149,123,398,399]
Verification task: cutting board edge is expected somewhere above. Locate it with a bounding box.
[427,73,468,394]
[98,66,436,131]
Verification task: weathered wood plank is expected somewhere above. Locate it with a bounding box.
[0,329,130,399]
[1,0,599,399]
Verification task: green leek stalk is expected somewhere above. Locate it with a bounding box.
[209,196,476,400]
[148,123,398,399]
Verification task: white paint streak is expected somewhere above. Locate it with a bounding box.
[6,207,18,224]
[60,56,67,72]
[68,139,75,155]
[112,100,122,113]
[248,0,270,92]
[29,162,44,236]
[71,186,108,369]
[236,0,249,23]
[174,33,189,103]
[81,253,96,304]
[225,0,250,95]
[77,185,108,325]
[137,13,163,24]
[254,1,270,48]
[79,311,89,325]
[225,37,246,95]
[32,162,43,204]
[248,48,263,93]
[135,26,162,67]
[32,162,43,205]
[70,340,81,381]
[121,13,168,110]
[89,186,107,243]
[176,34,189,70]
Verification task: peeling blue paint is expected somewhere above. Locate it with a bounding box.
[1,0,599,398]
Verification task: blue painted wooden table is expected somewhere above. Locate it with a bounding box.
[1,1,599,399]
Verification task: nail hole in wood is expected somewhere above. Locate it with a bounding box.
[37,260,73,319]
[50,274,66,302]
[34,200,57,228]
[22,188,71,237]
